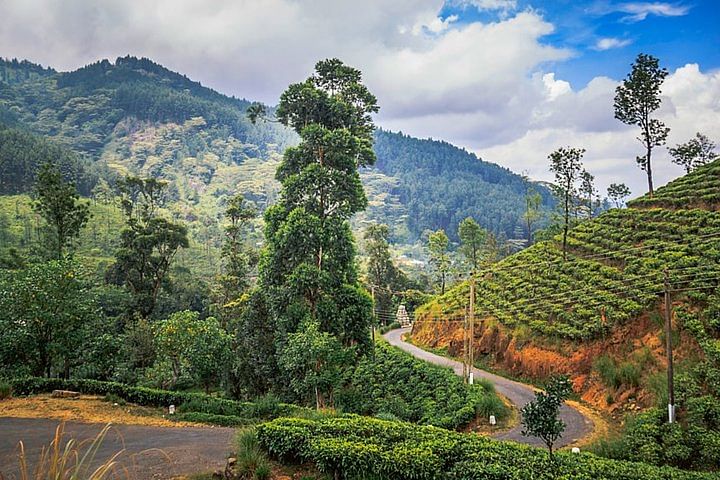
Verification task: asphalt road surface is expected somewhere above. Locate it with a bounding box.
[0,417,235,479]
[384,327,594,447]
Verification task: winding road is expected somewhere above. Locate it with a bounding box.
[384,327,594,447]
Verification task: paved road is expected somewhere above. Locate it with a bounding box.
[384,327,593,447]
[0,417,234,479]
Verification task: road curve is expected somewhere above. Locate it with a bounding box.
[383,327,593,448]
[0,417,234,479]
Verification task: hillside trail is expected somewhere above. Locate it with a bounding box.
[383,327,594,448]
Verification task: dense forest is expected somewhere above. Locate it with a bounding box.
[0,55,552,249]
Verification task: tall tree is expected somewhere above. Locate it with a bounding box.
[364,223,399,324]
[216,194,257,319]
[669,132,717,173]
[259,58,377,351]
[607,183,631,208]
[579,170,597,217]
[522,176,543,245]
[109,176,188,319]
[458,217,487,273]
[549,147,585,261]
[32,162,90,259]
[427,229,451,294]
[614,53,669,195]
[0,260,96,377]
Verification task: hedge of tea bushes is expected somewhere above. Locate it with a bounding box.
[257,416,717,480]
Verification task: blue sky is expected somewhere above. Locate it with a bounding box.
[440,1,720,88]
[0,0,718,194]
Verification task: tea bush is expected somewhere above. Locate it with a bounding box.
[257,416,716,480]
[337,342,507,429]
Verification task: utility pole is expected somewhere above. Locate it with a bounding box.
[371,285,376,350]
[469,276,475,385]
[462,307,469,384]
[664,270,675,423]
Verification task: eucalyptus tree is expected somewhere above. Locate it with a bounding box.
[607,183,631,208]
[427,229,451,294]
[614,54,669,195]
[458,217,487,273]
[33,162,90,259]
[669,132,716,173]
[109,176,188,319]
[549,147,585,261]
[259,59,378,351]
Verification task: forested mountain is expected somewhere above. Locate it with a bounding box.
[0,56,550,249]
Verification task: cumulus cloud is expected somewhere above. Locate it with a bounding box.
[593,37,633,50]
[477,64,720,195]
[0,0,717,197]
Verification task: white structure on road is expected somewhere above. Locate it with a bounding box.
[396,304,411,327]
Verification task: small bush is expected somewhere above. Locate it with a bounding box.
[103,393,126,406]
[175,412,253,427]
[617,362,641,388]
[236,429,272,480]
[0,380,12,400]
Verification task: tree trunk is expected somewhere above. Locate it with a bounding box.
[646,146,654,196]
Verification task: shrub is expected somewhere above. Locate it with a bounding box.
[175,412,253,427]
[0,380,11,400]
[257,416,716,480]
[236,429,272,480]
[337,342,508,430]
[9,377,310,420]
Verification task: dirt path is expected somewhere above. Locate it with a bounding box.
[383,327,594,448]
[0,417,234,479]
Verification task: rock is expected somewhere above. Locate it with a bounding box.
[226,457,237,467]
[51,390,80,399]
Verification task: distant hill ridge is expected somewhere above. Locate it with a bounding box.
[0,55,551,242]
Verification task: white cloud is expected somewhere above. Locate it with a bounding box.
[615,2,690,23]
[476,64,720,196]
[593,37,632,50]
[0,0,716,199]
[452,0,518,11]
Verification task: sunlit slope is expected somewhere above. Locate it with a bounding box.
[414,158,720,349]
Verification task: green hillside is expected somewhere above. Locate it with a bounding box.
[0,56,551,247]
[412,160,720,469]
[416,159,720,339]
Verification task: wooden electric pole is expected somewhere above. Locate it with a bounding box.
[371,285,376,348]
[469,276,475,385]
[664,270,675,423]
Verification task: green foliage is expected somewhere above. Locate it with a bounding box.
[669,133,717,174]
[427,229,451,294]
[280,321,349,409]
[152,310,231,392]
[614,53,670,194]
[109,176,189,318]
[0,260,97,377]
[607,183,631,208]
[521,375,573,459]
[32,162,91,259]
[457,217,488,272]
[336,342,507,429]
[257,416,715,480]
[372,130,553,241]
[548,146,585,261]
[0,380,11,399]
[10,377,310,418]
[419,161,720,341]
[175,412,252,427]
[235,429,273,480]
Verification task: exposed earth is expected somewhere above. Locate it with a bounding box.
[384,327,596,448]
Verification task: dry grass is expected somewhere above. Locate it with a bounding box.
[0,395,200,428]
[12,423,126,480]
